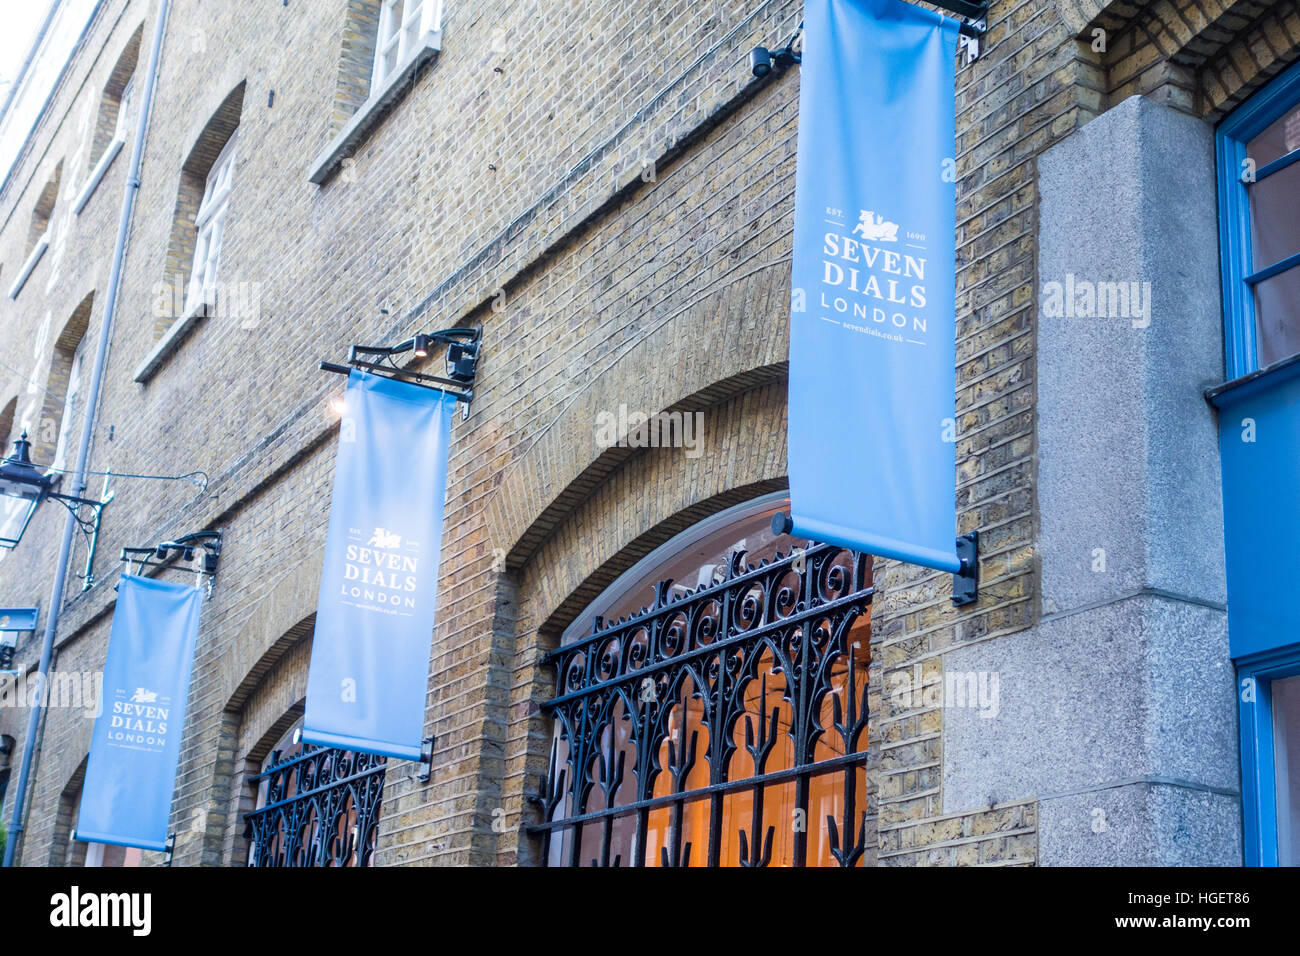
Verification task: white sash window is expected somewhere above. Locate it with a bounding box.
[372,0,436,91]
[186,130,238,314]
[114,75,135,144]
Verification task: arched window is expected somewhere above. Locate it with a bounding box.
[49,337,85,474]
[243,718,386,867]
[73,23,143,214]
[7,162,61,299]
[27,163,62,254]
[90,26,142,169]
[307,0,443,184]
[144,82,244,371]
[186,129,237,315]
[537,492,873,867]
[38,292,93,474]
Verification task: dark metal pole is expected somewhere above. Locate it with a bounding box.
[3,0,171,867]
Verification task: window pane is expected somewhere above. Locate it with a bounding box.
[1273,675,1300,866]
[579,497,799,633]
[114,77,135,142]
[1249,159,1300,272]
[402,21,421,60]
[381,0,404,46]
[380,47,400,84]
[187,229,210,308]
[1252,264,1300,367]
[644,796,711,867]
[1247,102,1300,168]
[717,781,799,866]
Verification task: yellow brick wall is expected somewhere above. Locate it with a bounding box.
[0,0,1295,867]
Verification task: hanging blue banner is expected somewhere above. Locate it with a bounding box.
[788,0,961,572]
[76,574,202,851]
[303,371,455,760]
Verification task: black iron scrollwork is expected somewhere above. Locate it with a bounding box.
[243,744,386,867]
[533,540,873,867]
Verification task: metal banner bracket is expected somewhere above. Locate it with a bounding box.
[120,529,222,592]
[772,513,979,606]
[415,735,436,782]
[952,530,979,606]
[320,326,481,420]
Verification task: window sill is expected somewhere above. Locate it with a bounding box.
[7,234,50,299]
[306,30,442,186]
[1205,352,1300,408]
[133,297,210,384]
[72,138,125,214]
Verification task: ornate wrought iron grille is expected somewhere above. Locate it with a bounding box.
[243,744,386,867]
[534,541,873,867]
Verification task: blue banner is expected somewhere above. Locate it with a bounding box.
[304,371,455,759]
[788,0,961,572]
[77,574,203,851]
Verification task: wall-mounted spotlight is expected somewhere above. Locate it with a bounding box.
[750,20,802,78]
[123,530,222,583]
[321,327,482,418]
[749,43,800,77]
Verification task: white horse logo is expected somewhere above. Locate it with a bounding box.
[851,210,899,243]
[367,528,402,549]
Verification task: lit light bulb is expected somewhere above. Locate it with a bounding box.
[329,395,347,416]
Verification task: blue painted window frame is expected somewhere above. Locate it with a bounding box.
[1216,59,1300,380]
[1237,647,1300,866]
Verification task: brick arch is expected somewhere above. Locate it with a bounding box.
[1060,0,1300,117]
[485,257,791,572]
[49,754,89,866]
[192,557,318,864]
[32,290,94,465]
[217,633,312,866]
[498,381,791,865]
[522,381,790,642]
[218,556,320,715]
[27,160,63,253]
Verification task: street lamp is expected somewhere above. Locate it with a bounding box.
[0,433,54,549]
[0,430,110,571]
